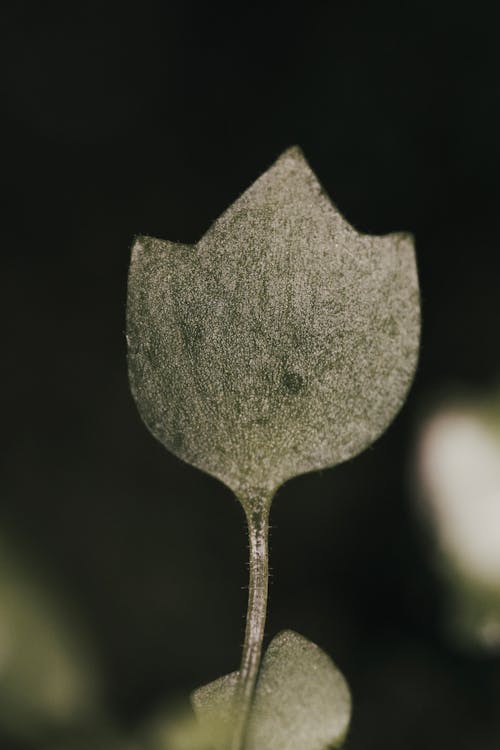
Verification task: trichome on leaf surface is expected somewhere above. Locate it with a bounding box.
[126,147,420,750]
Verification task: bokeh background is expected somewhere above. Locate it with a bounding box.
[2,2,500,749]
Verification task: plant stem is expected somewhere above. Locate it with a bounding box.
[230,495,271,750]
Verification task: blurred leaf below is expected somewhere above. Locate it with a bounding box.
[192,630,351,750]
[0,528,102,743]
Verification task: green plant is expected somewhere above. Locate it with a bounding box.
[126,147,420,750]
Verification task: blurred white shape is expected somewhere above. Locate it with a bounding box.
[417,401,500,649]
[478,617,500,648]
[419,410,500,585]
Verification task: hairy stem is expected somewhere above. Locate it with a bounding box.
[230,496,271,750]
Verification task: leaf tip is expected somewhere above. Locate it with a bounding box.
[392,229,416,253]
[278,144,306,162]
[130,234,150,264]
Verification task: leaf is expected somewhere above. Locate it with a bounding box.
[0,532,100,741]
[140,702,221,750]
[127,146,420,499]
[192,630,352,750]
[190,672,239,750]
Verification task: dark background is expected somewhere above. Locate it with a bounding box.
[2,2,500,749]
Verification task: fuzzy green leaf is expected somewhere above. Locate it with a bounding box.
[192,630,351,750]
[127,146,419,498]
[0,533,100,740]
